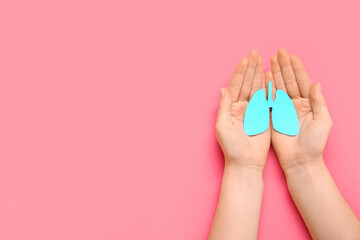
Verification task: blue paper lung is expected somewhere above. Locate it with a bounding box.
[243,89,269,135]
[272,90,299,136]
[244,82,299,136]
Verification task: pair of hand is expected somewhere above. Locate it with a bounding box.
[215,49,332,173]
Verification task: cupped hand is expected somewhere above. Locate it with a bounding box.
[267,49,332,171]
[215,50,270,170]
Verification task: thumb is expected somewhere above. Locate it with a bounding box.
[309,83,330,120]
[216,88,232,125]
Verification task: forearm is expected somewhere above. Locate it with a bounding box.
[284,157,360,240]
[209,162,264,240]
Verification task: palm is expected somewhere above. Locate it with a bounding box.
[226,100,270,167]
[272,98,313,165]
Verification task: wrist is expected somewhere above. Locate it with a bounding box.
[225,155,266,173]
[281,156,327,183]
[224,160,264,181]
[280,155,323,174]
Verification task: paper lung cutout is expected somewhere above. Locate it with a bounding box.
[244,89,269,135]
[244,81,299,136]
[272,90,299,136]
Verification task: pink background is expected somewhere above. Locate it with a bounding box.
[0,0,359,239]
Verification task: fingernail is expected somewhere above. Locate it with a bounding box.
[318,83,322,91]
[221,88,226,97]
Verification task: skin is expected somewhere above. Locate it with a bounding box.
[269,49,360,240]
[209,50,269,240]
[209,49,360,240]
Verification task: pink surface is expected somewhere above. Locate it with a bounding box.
[0,0,359,239]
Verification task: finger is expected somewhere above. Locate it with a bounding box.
[265,71,276,101]
[270,55,287,93]
[249,57,263,99]
[277,48,301,98]
[290,54,312,98]
[228,58,248,102]
[217,88,232,125]
[309,83,331,121]
[238,50,259,101]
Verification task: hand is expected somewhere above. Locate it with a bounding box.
[216,50,270,170]
[267,49,332,171]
